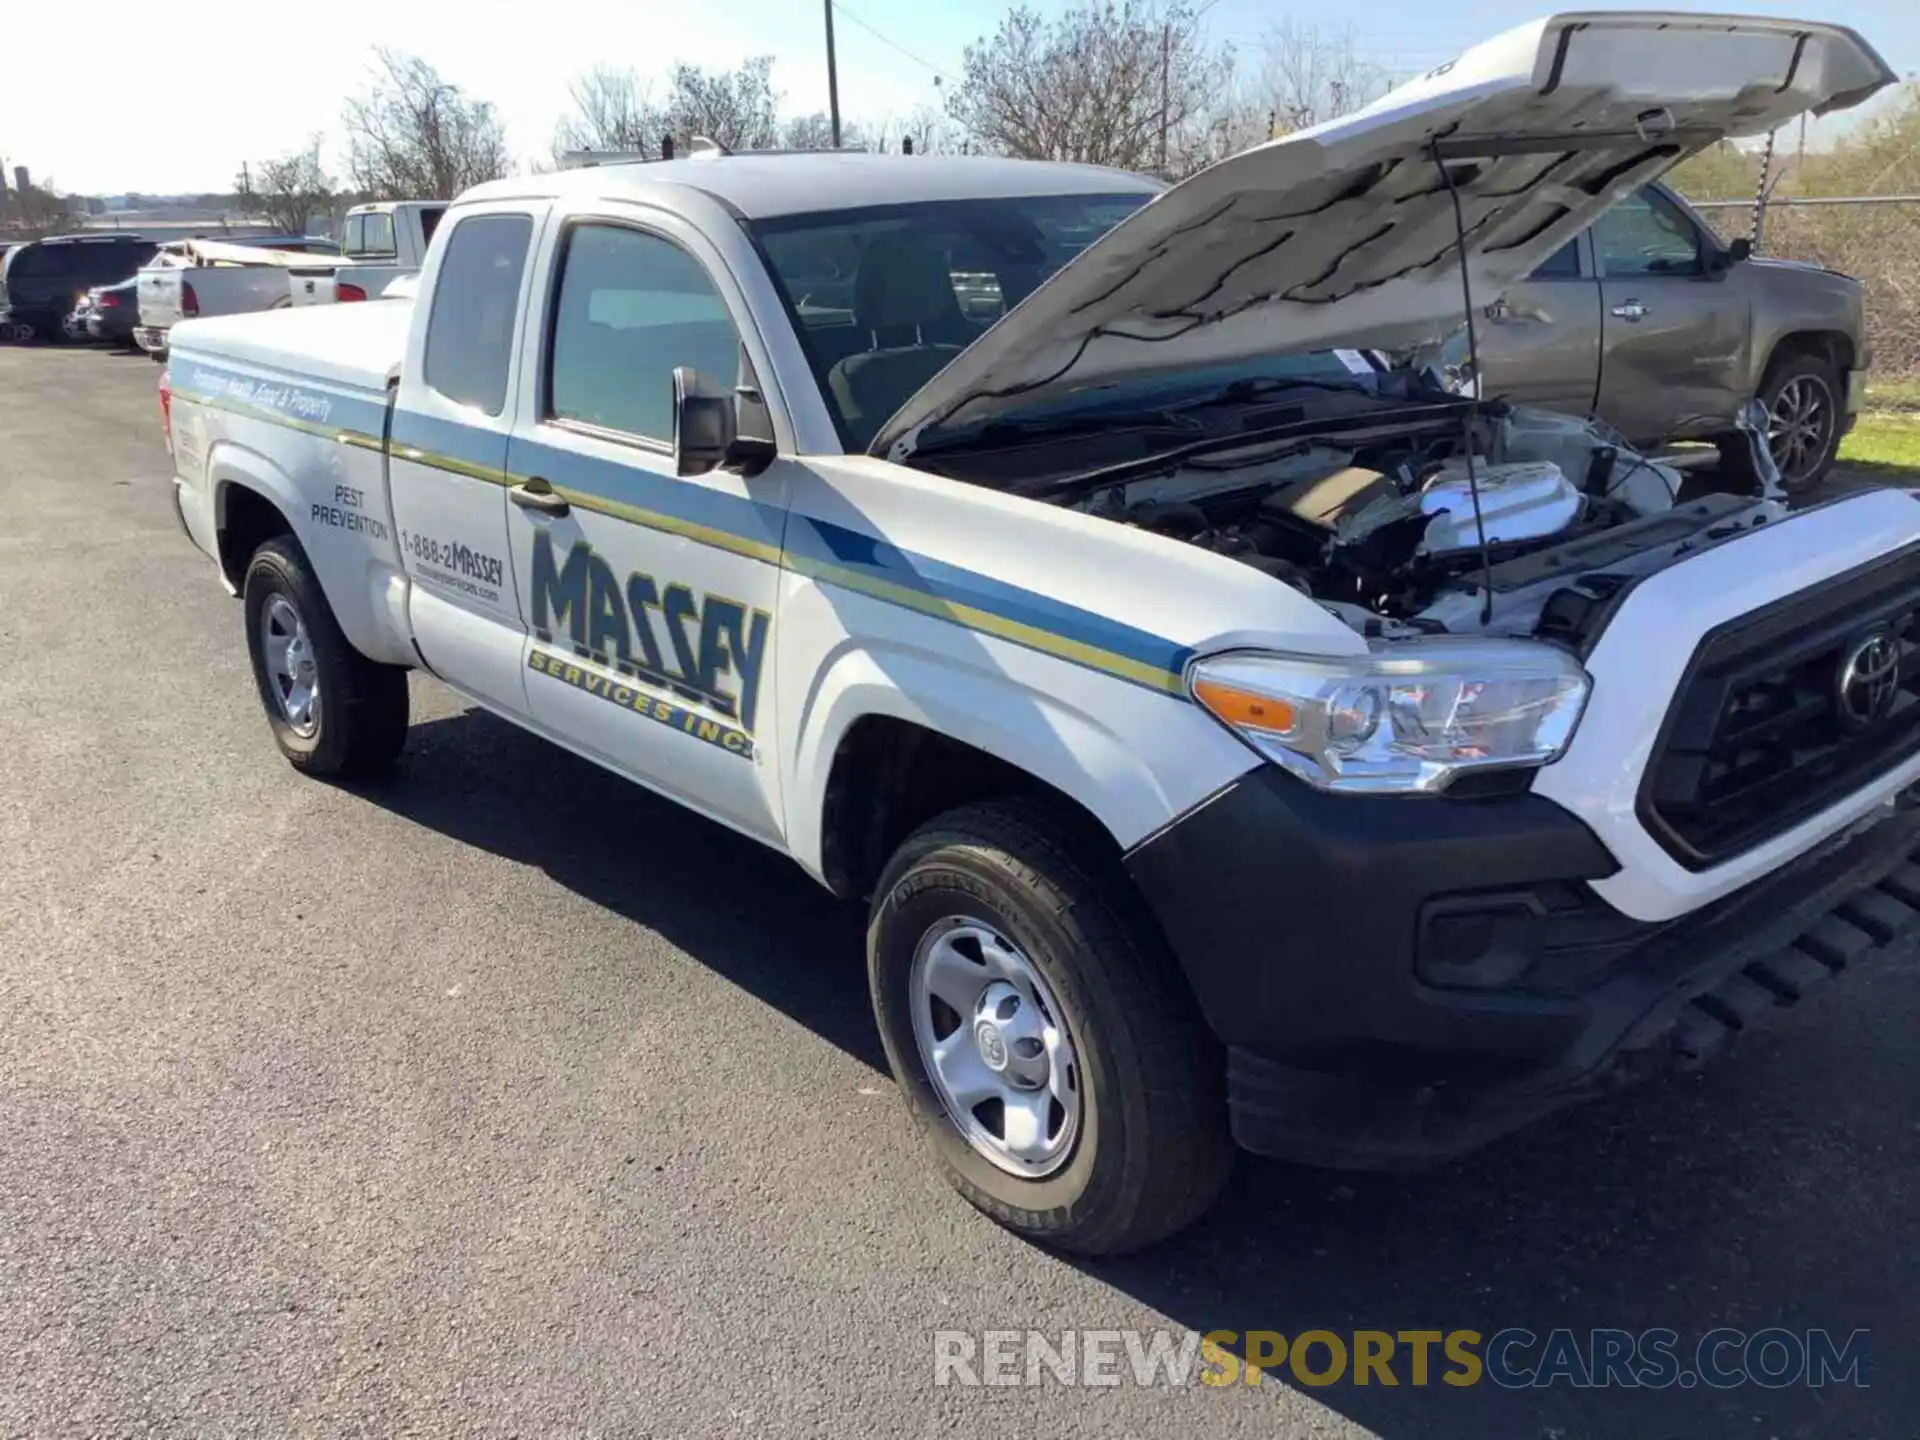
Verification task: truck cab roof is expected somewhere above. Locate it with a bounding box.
[458,153,1161,221]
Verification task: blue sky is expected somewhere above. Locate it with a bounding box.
[3,0,1914,195]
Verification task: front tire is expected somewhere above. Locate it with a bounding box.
[1726,351,1844,494]
[242,537,409,778]
[868,799,1232,1255]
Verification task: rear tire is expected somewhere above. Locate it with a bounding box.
[242,537,409,778]
[868,799,1232,1255]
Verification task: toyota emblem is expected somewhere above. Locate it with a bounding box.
[1836,630,1901,730]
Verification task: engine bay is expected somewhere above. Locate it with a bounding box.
[1072,401,1788,641]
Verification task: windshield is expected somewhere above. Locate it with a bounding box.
[751,192,1151,452]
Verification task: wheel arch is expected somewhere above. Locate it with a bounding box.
[815,713,1125,901]
[207,441,414,667]
[213,472,297,592]
[790,652,1246,903]
[1762,329,1855,385]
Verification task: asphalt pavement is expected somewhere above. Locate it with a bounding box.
[2,342,1916,1438]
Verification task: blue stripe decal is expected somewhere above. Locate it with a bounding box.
[188,351,388,398]
[391,409,504,474]
[511,436,788,554]
[172,356,389,439]
[173,358,1190,693]
[786,515,1191,680]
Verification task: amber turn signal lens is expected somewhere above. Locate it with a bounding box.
[1193,677,1296,735]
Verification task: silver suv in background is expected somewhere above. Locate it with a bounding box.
[1479,181,1866,491]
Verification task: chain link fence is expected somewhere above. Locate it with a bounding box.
[1691,194,1920,380]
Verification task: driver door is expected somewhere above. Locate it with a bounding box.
[503,213,793,843]
[1593,185,1747,446]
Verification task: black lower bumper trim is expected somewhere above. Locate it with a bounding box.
[1127,765,1920,1169]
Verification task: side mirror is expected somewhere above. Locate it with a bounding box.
[672,365,777,478]
[1724,236,1753,266]
[672,366,734,476]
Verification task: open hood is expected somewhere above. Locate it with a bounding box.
[874,10,1893,460]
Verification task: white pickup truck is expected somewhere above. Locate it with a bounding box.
[164,13,1910,1255]
[133,236,343,359]
[286,200,445,308]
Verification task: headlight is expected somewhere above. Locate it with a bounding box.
[1189,639,1590,794]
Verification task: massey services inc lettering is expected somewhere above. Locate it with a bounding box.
[528,530,769,734]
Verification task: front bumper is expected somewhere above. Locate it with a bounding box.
[1127,768,1920,1168]
[1842,341,1870,432]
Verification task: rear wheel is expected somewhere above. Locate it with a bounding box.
[868,799,1232,1255]
[242,537,409,778]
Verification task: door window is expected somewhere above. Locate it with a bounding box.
[1528,239,1581,280]
[422,214,534,416]
[546,224,742,442]
[1594,188,1703,277]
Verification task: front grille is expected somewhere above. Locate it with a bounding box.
[1641,544,1920,869]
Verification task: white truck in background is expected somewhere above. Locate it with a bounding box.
[287,201,445,307]
[133,236,342,359]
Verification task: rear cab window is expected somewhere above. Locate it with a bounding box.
[345,212,398,261]
[423,214,535,416]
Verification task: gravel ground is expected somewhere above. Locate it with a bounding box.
[1,342,1915,1438]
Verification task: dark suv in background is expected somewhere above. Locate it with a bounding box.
[1479,181,1867,491]
[0,234,158,342]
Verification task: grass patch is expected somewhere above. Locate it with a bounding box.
[1863,376,1920,413]
[1840,411,1920,478]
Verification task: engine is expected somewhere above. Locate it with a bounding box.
[1080,403,1784,638]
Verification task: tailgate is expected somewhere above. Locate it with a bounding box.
[136,267,185,328]
[287,267,341,307]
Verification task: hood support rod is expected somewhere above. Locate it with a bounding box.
[1429,138,1495,626]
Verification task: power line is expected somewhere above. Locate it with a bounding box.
[830,2,962,85]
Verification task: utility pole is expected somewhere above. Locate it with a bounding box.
[824,0,842,149]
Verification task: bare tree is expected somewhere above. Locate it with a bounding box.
[554,66,663,155]
[0,176,74,239]
[782,111,871,150]
[867,102,967,155]
[946,2,1230,174]
[1251,20,1389,134]
[343,50,511,200]
[664,56,779,151]
[254,139,333,237]
[554,58,779,159]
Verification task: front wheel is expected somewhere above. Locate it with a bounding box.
[868,799,1232,1255]
[1724,351,1844,494]
[242,537,409,778]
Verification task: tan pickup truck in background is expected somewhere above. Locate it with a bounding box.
[1480,180,1866,491]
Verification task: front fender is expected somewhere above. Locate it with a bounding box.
[781,635,1257,882]
[1745,264,1865,387]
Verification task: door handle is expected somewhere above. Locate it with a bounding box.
[509,476,570,518]
[1610,299,1648,322]
[1486,297,1548,324]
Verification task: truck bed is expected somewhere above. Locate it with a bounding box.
[169,298,413,395]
